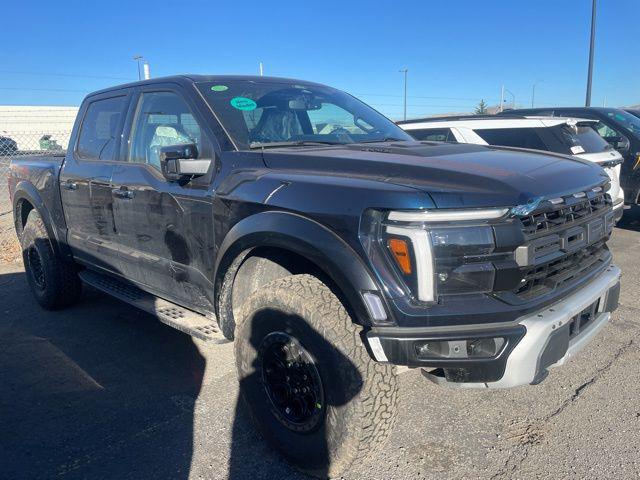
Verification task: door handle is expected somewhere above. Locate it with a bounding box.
[112,187,135,199]
[62,180,78,191]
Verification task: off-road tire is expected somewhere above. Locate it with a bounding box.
[217,257,241,341]
[20,210,82,310]
[234,274,398,478]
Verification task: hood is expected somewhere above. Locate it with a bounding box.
[261,141,610,208]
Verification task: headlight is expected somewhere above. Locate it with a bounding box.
[360,208,512,303]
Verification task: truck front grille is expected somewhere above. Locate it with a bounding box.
[510,187,614,302]
[514,241,609,301]
[520,189,610,236]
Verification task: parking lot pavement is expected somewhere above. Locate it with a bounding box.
[1,209,640,480]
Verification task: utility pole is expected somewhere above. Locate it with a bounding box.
[399,68,408,121]
[500,85,505,112]
[259,62,264,76]
[503,87,516,110]
[133,55,144,81]
[585,0,597,106]
[143,62,151,80]
[531,80,543,107]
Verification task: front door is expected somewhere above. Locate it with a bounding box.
[109,88,217,312]
[60,93,130,273]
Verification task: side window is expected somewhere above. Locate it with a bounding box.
[408,128,456,142]
[129,91,202,170]
[76,96,127,161]
[475,128,546,150]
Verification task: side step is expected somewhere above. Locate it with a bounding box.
[79,270,228,343]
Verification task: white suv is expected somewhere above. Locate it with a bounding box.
[398,115,625,220]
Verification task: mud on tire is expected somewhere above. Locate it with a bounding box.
[234,274,398,478]
[20,210,82,310]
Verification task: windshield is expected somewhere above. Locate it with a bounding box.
[548,123,612,155]
[197,80,413,149]
[605,109,640,135]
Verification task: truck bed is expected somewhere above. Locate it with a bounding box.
[7,154,67,241]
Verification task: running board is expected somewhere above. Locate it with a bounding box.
[79,270,228,343]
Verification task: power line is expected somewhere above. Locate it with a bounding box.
[369,103,478,109]
[0,87,89,93]
[0,70,134,81]
[354,92,502,102]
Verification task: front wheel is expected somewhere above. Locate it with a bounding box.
[234,274,398,478]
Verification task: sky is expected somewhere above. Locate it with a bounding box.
[1,0,638,120]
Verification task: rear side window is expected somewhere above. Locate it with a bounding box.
[76,96,127,161]
[409,128,457,142]
[474,128,546,150]
[547,124,611,154]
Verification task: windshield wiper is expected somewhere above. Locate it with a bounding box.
[249,140,342,149]
[355,137,408,144]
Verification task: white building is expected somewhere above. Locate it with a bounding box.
[0,105,79,151]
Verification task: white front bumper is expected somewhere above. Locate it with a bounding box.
[424,264,621,389]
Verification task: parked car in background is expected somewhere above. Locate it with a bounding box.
[0,135,18,156]
[500,108,640,204]
[625,108,640,119]
[398,115,625,221]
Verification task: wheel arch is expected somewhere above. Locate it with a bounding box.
[214,211,388,329]
[12,181,65,255]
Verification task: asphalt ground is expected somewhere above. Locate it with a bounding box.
[1,208,640,479]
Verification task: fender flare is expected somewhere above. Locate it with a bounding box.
[214,211,388,326]
[12,181,67,256]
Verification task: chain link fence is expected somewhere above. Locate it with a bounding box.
[1,131,72,263]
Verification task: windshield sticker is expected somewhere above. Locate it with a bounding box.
[230,97,257,111]
[570,145,585,155]
[210,85,229,92]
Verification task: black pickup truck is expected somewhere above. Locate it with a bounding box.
[9,75,621,477]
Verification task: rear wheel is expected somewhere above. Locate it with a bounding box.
[234,274,398,478]
[20,210,82,310]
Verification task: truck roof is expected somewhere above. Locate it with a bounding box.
[87,74,327,98]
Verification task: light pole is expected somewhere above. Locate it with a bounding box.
[504,87,516,110]
[585,0,597,106]
[399,68,408,121]
[531,80,543,107]
[133,55,144,81]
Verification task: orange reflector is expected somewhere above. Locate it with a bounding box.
[388,238,412,274]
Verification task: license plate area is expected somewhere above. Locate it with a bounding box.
[568,299,600,339]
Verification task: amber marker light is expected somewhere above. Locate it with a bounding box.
[388,238,412,275]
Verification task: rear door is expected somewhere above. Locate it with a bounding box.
[60,92,130,272]
[109,85,218,311]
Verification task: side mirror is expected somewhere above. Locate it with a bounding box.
[159,144,211,181]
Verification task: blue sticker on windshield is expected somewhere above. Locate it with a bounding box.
[230,97,257,111]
